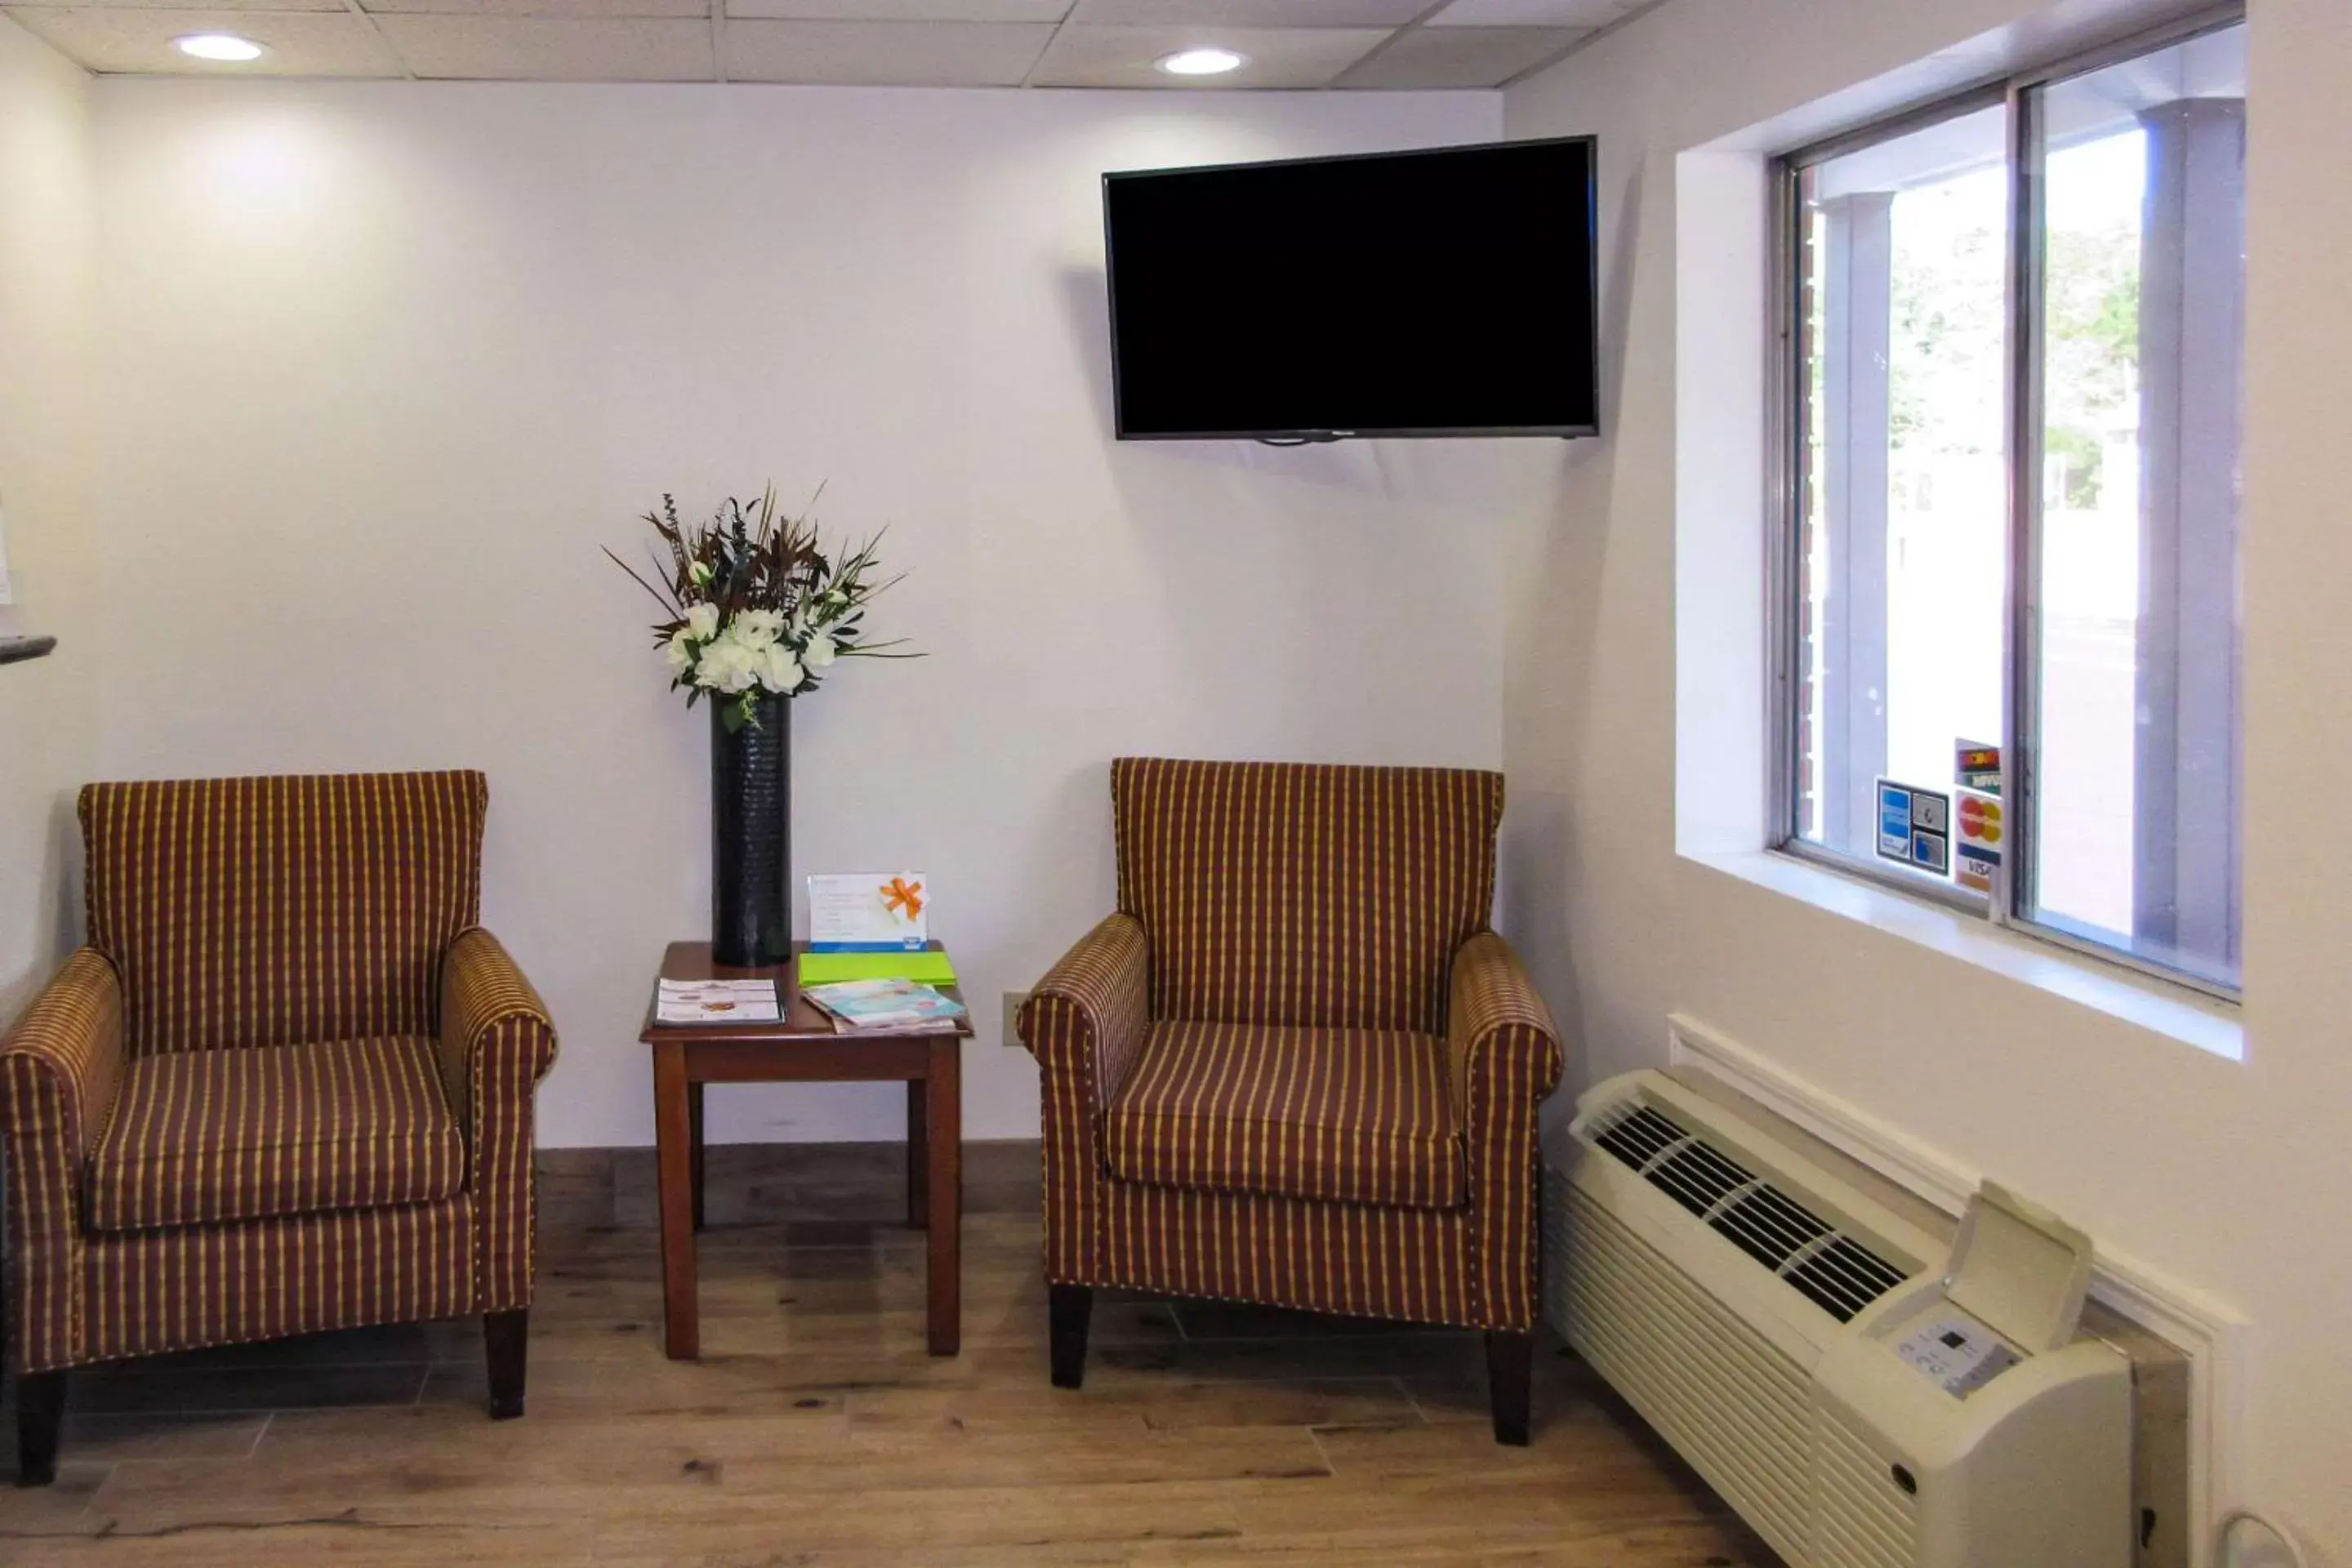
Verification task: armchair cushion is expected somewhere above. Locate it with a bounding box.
[1105,1021,1464,1211]
[80,772,488,1055]
[1111,758,1502,1034]
[86,1036,465,1232]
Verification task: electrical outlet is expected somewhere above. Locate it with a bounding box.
[1003,990,1030,1048]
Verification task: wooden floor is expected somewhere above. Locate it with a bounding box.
[0,1142,1778,1566]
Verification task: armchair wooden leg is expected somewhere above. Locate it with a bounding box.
[1486,1330,1534,1447]
[15,1370,66,1486]
[485,1308,529,1421]
[1049,1284,1093,1390]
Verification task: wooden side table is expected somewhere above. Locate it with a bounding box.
[638,940,973,1360]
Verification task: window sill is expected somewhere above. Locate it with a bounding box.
[1682,848,2244,1062]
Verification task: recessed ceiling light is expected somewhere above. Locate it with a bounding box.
[1156,47,1245,77]
[174,33,267,62]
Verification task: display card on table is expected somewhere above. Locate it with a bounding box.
[808,872,929,951]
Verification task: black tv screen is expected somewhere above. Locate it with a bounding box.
[1102,137,1598,441]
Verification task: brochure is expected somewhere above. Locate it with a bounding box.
[656,978,781,1024]
[801,978,966,1033]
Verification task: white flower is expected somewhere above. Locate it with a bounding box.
[801,632,837,670]
[694,637,760,693]
[666,629,695,675]
[757,643,804,695]
[688,560,713,586]
[684,602,719,641]
[734,608,786,647]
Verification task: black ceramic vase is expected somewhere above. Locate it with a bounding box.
[710,692,791,968]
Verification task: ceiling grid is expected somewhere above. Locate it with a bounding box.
[5,0,1644,86]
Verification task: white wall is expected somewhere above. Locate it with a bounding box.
[1503,0,2351,1558]
[0,18,96,1019]
[82,81,1536,1151]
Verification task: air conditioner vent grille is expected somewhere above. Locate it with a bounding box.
[1593,1103,1686,1169]
[1711,1184,1831,1272]
[1787,1236,1912,1325]
[1650,1139,1753,1217]
[1584,1094,1914,1325]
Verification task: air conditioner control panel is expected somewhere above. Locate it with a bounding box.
[1887,1308,2020,1399]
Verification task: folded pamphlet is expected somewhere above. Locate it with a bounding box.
[656,978,781,1024]
[801,978,966,1033]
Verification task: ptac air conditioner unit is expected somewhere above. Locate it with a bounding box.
[1544,1070,2131,1568]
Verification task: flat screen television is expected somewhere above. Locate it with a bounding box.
[1102,137,1598,442]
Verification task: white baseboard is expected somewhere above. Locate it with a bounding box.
[1665,1011,2247,1568]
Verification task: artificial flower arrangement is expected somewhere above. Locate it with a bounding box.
[607,486,911,730]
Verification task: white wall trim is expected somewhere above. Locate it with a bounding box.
[1667,1010,2248,1568]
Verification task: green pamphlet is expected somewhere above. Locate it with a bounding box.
[796,950,958,987]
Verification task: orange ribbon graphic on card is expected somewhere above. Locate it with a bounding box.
[880,876,925,920]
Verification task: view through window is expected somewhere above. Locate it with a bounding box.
[1780,16,2245,992]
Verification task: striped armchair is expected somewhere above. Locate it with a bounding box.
[1019,759,1562,1443]
[0,772,558,1484]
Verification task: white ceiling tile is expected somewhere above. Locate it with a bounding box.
[724,18,1051,82]
[1028,23,1384,87]
[728,0,1067,20]
[1069,0,1423,27]
[1424,0,1626,24]
[1337,23,1576,87]
[6,7,403,72]
[372,13,714,76]
[365,0,707,18]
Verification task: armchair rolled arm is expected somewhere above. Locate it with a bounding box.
[1446,931,1562,1102]
[1,947,126,1370]
[0,948,126,1158]
[1018,912,1151,1111]
[438,928,558,1313]
[437,927,558,1134]
[1018,914,1149,1286]
[1446,931,1562,1332]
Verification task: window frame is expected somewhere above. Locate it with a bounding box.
[1763,4,2248,1002]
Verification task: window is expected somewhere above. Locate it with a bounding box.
[1775,13,2246,995]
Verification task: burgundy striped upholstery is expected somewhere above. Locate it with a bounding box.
[0,950,122,1373]
[1025,759,1560,1336]
[1102,1183,1473,1327]
[440,928,559,1312]
[86,1036,465,1231]
[82,1199,474,1363]
[1106,1022,1464,1210]
[1449,932,1559,1326]
[80,772,487,1054]
[1112,757,1502,1032]
[0,772,555,1375]
[1022,913,1151,1290]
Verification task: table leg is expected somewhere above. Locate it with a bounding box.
[653,1040,700,1361]
[906,1077,929,1231]
[923,1037,961,1356]
[688,1080,706,1232]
